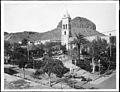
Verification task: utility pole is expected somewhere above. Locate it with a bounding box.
[107,33,112,71]
[109,33,112,57]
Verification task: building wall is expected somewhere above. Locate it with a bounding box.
[85,35,110,43]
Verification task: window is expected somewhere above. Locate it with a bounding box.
[64,31,66,35]
[66,24,67,29]
[69,24,71,29]
[63,25,65,29]
[63,24,68,29]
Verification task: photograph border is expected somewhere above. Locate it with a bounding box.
[1,1,119,91]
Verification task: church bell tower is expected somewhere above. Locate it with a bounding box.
[61,10,71,50]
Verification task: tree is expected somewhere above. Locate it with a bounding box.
[60,45,67,55]
[42,41,62,57]
[11,46,27,78]
[74,33,88,61]
[106,45,116,70]
[4,41,12,56]
[28,44,45,58]
[4,41,12,63]
[21,38,28,46]
[10,46,27,66]
[89,38,108,73]
[34,57,69,87]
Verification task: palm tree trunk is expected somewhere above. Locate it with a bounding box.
[49,76,51,87]
[23,67,25,79]
[107,61,110,71]
[78,44,80,61]
[92,57,95,73]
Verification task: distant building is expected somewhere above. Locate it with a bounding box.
[18,41,22,44]
[34,40,51,45]
[34,40,41,45]
[41,40,50,44]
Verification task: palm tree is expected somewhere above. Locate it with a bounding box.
[73,33,88,61]
[89,38,108,73]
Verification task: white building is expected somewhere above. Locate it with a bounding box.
[61,10,72,50]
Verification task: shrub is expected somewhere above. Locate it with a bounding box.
[72,59,92,72]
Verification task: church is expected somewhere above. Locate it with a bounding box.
[61,11,110,50]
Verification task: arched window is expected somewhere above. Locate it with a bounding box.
[66,24,67,29]
[63,25,65,29]
[64,31,66,35]
[69,24,71,29]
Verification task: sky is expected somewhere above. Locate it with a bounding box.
[3,1,117,35]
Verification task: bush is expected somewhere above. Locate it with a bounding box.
[72,59,92,72]
[43,58,69,78]
[29,49,45,58]
[34,69,45,76]
[26,60,45,69]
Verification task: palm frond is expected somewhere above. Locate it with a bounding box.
[74,33,89,45]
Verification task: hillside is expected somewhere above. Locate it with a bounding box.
[4,17,104,43]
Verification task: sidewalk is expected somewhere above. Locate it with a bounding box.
[4,73,52,89]
[82,72,116,89]
[90,71,116,85]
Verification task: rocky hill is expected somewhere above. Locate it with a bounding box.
[4,17,104,43]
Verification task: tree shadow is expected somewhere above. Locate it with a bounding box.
[4,67,18,75]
